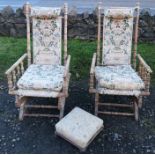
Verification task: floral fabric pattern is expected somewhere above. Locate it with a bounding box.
[102,8,134,65]
[95,65,144,90]
[97,87,141,97]
[55,107,103,150]
[31,7,61,17]
[17,64,65,91]
[32,7,62,65]
[104,7,133,18]
[17,89,61,98]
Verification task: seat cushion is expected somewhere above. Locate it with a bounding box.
[55,107,103,151]
[95,65,145,90]
[97,87,141,97]
[17,64,65,91]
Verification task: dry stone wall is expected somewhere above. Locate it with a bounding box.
[0,6,155,41]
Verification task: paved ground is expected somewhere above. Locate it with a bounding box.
[0,0,155,13]
[0,80,155,153]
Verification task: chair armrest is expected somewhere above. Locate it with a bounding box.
[64,55,71,78]
[137,54,152,73]
[5,53,28,94]
[137,54,153,95]
[90,53,97,74]
[5,53,27,75]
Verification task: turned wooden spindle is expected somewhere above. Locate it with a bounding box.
[12,70,16,87]
[146,73,151,92]
[17,66,20,78]
[21,62,24,74]
[7,74,13,91]
[24,2,31,66]
[64,3,68,65]
[133,2,140,69]
[97,3,101,65]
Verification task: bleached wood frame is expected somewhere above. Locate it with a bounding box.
[89,2,153,121]
[5,2,71,120]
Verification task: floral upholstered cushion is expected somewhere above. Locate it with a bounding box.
[32,7,62,65]
[55,107,103,151]
[17,89,61,98]
[102,8,134,65]
[104,7,133,18]
[97,87,141,97]
[95,65,144,90]
[17,64,65,91]
[31,7,61,17]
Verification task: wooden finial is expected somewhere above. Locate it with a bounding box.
[64,3,68,9]
[98,2,101,9]
[64,3,68,15]
[136,0,140,9]
[23,2,31,16]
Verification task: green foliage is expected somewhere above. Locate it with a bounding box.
[68,39,96,79]
[138,42,155,83]
[0,37,26,79]
[0,37,154,84]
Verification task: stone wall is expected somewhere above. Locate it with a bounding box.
[0,6,155,41]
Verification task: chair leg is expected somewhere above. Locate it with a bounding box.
[18,97,27,121]
[134,98,139,121]
[19,103,25,121]
[95,93,99,116]
[138,96,143,109]
[58,97,66,120]
[15,95,27,107]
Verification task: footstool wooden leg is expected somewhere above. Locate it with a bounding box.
[95,93,99,116]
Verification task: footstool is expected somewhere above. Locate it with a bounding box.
[55,107,104,151]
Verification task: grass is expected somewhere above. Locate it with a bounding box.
[68,39,96,79]
[0,37,26,79]
[0,37,154,84]
[138,42,155,83]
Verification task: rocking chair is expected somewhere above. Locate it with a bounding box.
[5,3,71,120]
[89,3,152,121]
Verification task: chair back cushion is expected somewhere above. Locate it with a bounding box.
[31,7,62,65]
[102,7,134,65]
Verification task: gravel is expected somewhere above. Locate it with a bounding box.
[0,80,155,153]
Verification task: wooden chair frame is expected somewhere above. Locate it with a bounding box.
[89,3,153,121]
[5,3,71,120]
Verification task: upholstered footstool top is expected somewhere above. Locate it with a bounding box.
[55,107,104,151]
